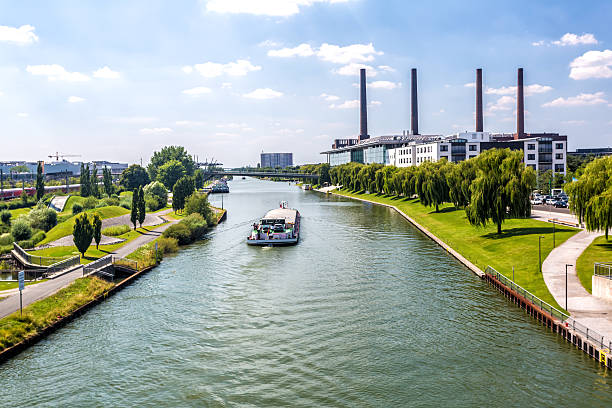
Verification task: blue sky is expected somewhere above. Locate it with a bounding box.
[1,0,611,167]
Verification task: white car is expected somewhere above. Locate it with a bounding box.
[531,198,543,205]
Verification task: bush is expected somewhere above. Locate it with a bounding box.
[144,181,168,211]
[184,193,214,225]
[17,239,34,249]
[119,198,131,210]
[102,224,131,236]
[11,219,32,241]
[0,203,7,211]
[157,236,178,254]
[0,210,11,225]
[83,196,98,210]
[181,213,208,241]
[101,196,120,207]
[162,223,192,245]
[31,231,46,245]
[0,245,13,255]
[0,233,13,246]
[72,203,83,215]
[28,207,57,232]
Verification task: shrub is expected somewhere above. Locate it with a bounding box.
[101,196,120,207]
[0,245,12,255]
[31,231,46,245]
[17,239,34,249]
[0,233,13,246]
[0,203,7,210]
[184,193,214,225]
[28,207,57,232]
[102,224,131,236]
[119,198,131,210]
[181,213,208,241]
[83,196,98,210]
[144,181,168,211]
[157,236,178,254]
[162,223,192,245]
[11,219,32,241]
[0,210,11,224]
[72,203,83,215]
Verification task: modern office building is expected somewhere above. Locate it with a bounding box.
[568,148,612,157]
[260,152,293,169]
[322,68,568,174]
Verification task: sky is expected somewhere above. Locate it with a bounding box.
[1,0,612,167]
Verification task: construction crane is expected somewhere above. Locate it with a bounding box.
[48,152,82,161]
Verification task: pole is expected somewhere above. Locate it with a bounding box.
[221,194,224,210]
[512,266,515,282]
[20,291,22,316]
[538,236,544,274]
[553,220,556,248]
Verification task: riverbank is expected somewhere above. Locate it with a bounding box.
[329,189,578,309]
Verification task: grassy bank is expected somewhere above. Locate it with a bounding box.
[576,236,612,293]
[0,277,113,352]
[334,189,578,309]
[0,280,47,291]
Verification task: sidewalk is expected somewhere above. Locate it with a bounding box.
[542,229,612,343]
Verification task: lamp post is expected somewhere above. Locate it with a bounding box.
[538,235,545,274]
[566,264,573,310]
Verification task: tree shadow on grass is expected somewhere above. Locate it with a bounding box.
[481,226,575,240]
[594,240,612,250]
[427,206,461,214]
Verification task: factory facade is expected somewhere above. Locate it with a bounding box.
[260,152,293,169]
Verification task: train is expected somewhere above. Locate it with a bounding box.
[0,184,83,200]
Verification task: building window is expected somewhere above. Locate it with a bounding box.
[555,143,564,150]
[468,145,477,151]
[527,154,535,160]
[555,164,565,172]
[440,145,448,152]
[527,144,535,150]
[555,153,563,160]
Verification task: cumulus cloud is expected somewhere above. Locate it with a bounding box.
[258,39,282,48]
[139,127,173,134]
[67,96,85,103]
[242,88,283,99]
[486,84,553,96]
[487,95,516,112]
[334,63,376,77]
[221,82,232,89]
[542,92,607,107]
[464,82,475,88]
[569,50,612,80]
[268,43,314,57]
[26,64,90,82]
[553,33,598,46]
[0,24,38,44]
[377,65,395,73]
[182,86,212,95]
[320,93,339,101]
[93,66,120,79]
[317,43,382,64]
[184,59,261,78]
[205,0,351,17]
[329,99,381,109]
[175,120,207,126]
[368,80,399,89]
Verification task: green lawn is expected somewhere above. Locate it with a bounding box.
[335,189,579,309]
[576,236,612,293]
[8,207,32,218]
[61,195,83,213]
[39,205,129,245]
[0,280,47,291]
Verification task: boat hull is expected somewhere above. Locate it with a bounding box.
[246,237,299,246]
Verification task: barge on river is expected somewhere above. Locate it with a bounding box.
[247,201,300,246]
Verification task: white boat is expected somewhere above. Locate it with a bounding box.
[247,201,300,246]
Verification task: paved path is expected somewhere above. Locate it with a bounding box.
[542,229,612,343]
[49,195,70,212]
[531,209,581,227]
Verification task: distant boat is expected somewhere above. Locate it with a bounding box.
[302,184,312,190]
[247,201,300,246]
[242,176,246,180]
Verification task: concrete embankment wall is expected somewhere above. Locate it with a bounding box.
[593,276,612,301]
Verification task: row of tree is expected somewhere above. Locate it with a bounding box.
[72,212,102,257]
[330,148,536,234]
[130,187,147,230]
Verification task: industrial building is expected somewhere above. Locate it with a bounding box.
[322,67,568,174]
[0,160,128,180]
[260,152,293,169]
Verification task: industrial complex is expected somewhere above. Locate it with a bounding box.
[322,68,568,174]
[260,152,293,169]
[0,160,128,180]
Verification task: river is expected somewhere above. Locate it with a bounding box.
[1,178,611,407]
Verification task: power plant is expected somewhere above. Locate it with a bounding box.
[322,67,568,175]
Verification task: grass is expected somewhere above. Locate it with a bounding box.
[0,280,47,291]
[102,224,131,236]
[61,195,84,213]
[38,205,129,245]
[0,277,113,352]
[8,207,32,218]
[576,236,612,293]
[334,189,579,309]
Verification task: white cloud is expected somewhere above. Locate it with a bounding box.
[221,82,232,89]
[369,80,399,89]
[110,116,158,124]
[17,112,28,117]
[320,93,339,101]
[464,82,475,88]
[188,59,261,78]
[317,42,382,64]
[216,122,253,131]
[542,92,607,107]
[377,65,395,73]
[334,63,376,76]
[486,84,553,96]
[329,99,381,109]
[26,64,90,82]
[369,100,382,106]
[561,120,586,125]
[552,33,598,46]
[182,66,194,74]
[258,39,281,48]
[139,127,173,134]
[0,24,38,44]
[182,86,212,95]
[67,96,85,103]
[242,88,283,99]
[205,0,351,17]
[532,40,545,47]
[215,132,238,137]
[569,50,612,80]
[93,66,120,79]
[487,95,516,112]
[175,120,207,126]
[0,90,3,96]
[268,43,314,57]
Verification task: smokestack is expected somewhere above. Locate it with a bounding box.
[411,68,418,135]
[359,68,368,140]
[476,68,483,132]
[516,67,524,139]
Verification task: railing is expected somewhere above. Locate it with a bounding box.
[83,255,113,276]
[12,242,74,267]
[594,262,612,280]
[45,255,80,277]
[486,266,612,351]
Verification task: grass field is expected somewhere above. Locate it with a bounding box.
[61,196,83,213]
[8,207,32,218]
[0,277,113,351]
[576,236,612,293]
[0,280,47,291]
[334,189,579,309]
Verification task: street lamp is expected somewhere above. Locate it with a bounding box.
[538,235,545,274]
[566,264,573,311]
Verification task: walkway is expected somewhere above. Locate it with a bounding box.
[542,229,612,343]
[49,195,70,212]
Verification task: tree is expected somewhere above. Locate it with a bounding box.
[102,166,114,197]
[90,163,100,198]
[318,163,331,186]
[466,149,536,234]
[172,176,195,213]
[446,160,476,208]
[80,163,89,197]
[194,169,204,190]
[157,159,186,190]
[138,186,146,227]
[185,192,214,224]
[36,161,44,201]
[120,164,150,191]
[537,169,553,195]
[131,188,139,230]
[92,214,102,249]
[147,146,195,181]
[144,181,168,211]
[73,213,94,257]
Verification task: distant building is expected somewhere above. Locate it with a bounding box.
[0,160,128,179]
[260,152,293,169]
[568,148,612,157]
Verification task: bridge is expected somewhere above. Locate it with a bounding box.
[203,169,320,179]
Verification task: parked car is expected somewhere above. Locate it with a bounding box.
[554,200,568,208]
[531,198,543,205]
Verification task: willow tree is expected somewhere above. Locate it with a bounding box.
[415,161,450,212]
[446,159,476,208]
[466,148,536,234]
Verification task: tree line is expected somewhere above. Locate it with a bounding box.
[329,148,536,234]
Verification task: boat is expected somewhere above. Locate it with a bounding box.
[241,176,246,180]
[302,184,312,190]
[210,181,229,194]
[247,201,300,246]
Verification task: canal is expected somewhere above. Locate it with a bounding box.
[1,178,611,406]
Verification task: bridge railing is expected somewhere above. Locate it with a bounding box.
[594,262,612,280]
[12,242,75,267]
